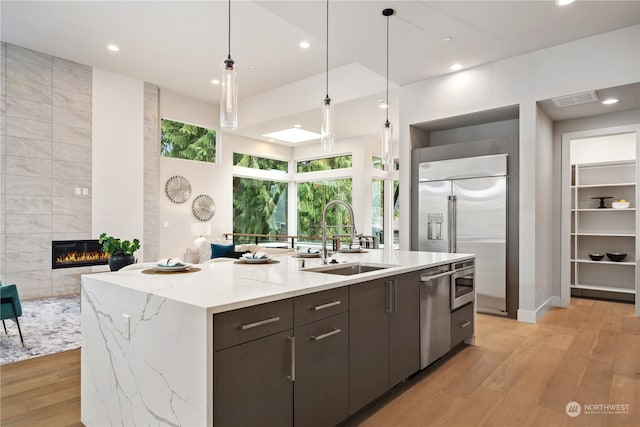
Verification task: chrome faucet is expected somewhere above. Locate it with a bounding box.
[321,200,357,264]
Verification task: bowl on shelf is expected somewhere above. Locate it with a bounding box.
[606,252,627,262]
[611,201,630,209]
[588,253,604,261]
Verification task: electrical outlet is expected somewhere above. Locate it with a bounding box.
[75,187,81,196]
[122,314,130,340]
[82,187,89,196]
[162,221,169,228]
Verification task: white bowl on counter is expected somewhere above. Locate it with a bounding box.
[612,201,630,209]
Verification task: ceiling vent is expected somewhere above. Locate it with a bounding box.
[551,91,598,107]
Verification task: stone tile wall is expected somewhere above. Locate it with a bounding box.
[143,83,159,262]
[0,43,94,299]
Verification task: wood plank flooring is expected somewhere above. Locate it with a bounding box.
[1,298,638,427]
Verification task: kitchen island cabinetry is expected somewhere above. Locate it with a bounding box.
[349,271,420,415]
[81,249,474,426]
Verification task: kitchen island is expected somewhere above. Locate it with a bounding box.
[81,249,474,426]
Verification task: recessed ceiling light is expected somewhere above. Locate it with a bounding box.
[450,63,463,71]
[263,128,321,143]
[107,44,120,52]
[211,79,220,85]
[293,124,302,128]
[442,36,453,43]
[556,0,576,6]
[299,41,311,49]
[602,98,619,105]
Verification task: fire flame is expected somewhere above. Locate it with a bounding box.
[56,250,109,265]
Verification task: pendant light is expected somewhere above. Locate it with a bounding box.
[320,0,334,150]
[220,0,238,130]
[381,8,394,169]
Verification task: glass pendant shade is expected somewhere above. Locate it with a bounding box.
[320,95,334,151]
[220,58,238,130]
[382,119,392,169]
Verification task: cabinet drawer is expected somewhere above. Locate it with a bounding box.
[214,298,293,351]
[294,287,349,326]
[450,302,474,347]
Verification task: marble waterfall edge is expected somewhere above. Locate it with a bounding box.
[81,276,211,426]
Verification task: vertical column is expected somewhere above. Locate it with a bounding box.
[2,44,54,298]
[143,83,160,261]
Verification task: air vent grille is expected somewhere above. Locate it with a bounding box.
[551,91,598,107]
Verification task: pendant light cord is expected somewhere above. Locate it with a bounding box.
[385,13,389,123]
[325,0,329,98]
[227,0,231,60]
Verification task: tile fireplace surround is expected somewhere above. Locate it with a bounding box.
[0,42,160,299]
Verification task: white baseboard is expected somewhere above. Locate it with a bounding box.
[517,296,559,323]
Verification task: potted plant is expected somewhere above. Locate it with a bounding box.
[99,233,141,271]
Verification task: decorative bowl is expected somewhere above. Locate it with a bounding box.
[588,253,604,261]
[606,252,627,262]
[612,201,630,209]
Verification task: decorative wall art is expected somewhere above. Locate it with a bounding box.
[165,175,192,204]
[192,194,216,221]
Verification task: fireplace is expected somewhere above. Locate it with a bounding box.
[52,240,109,269]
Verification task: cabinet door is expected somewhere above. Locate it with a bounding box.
[214,330,293,427]
[388,272,420,386]
[294,312,349,427]
[349,279,389,415]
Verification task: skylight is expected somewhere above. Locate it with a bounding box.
[263,128,321,143]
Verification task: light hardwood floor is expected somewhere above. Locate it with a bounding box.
[1,298,638,427]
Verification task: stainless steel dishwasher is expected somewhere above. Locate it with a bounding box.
[419,264,454,369]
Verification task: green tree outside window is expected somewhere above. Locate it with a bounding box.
[161,118,216,163]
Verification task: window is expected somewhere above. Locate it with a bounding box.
[233,153,288,172]
[372,179,384,242]
[372,156,384,170]
[297,179,352,237]
[297,155,352,173]
[232,177,287,240]
[161,118,216,163]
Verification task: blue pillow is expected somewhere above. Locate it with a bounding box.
[211,243,235,259]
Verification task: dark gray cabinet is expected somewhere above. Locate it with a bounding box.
[294,312,349,427]
[213,330,294,427]
[349,272,420,415]
[213,299,294,427]
[450,302,474,347]
[213,288,350,426]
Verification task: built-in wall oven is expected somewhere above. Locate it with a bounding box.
[451,259,475,310]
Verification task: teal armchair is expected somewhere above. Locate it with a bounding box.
[0,281,24,347]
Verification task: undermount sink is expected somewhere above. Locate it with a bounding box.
[304,262,397,276]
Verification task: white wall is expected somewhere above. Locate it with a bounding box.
[534,106,554,312]
[92,68,144,259]
[398,25,640,322]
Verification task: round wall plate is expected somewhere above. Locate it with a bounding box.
[165,175,191,204]
[192,194,216,221]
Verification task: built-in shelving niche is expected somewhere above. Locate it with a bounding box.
[565,132,638,303]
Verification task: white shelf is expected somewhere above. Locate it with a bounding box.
[571,283,636,294]
[571,258,636,266]
[574,182,636,188]
[568,158,637,300]
[572,208,636,212]
[572,232,635,237]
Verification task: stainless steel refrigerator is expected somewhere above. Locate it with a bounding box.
[417,154,507,315]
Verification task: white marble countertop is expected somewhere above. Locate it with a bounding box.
[83,249,473,314]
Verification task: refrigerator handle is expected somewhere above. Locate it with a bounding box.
[448,195,457,252]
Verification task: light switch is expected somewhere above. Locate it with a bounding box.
[122,314,130,340]
[162,221,169,228]
[75,187,81,196]
[82,187,89,196]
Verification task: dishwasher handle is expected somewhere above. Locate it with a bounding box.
[420,270,454,282]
